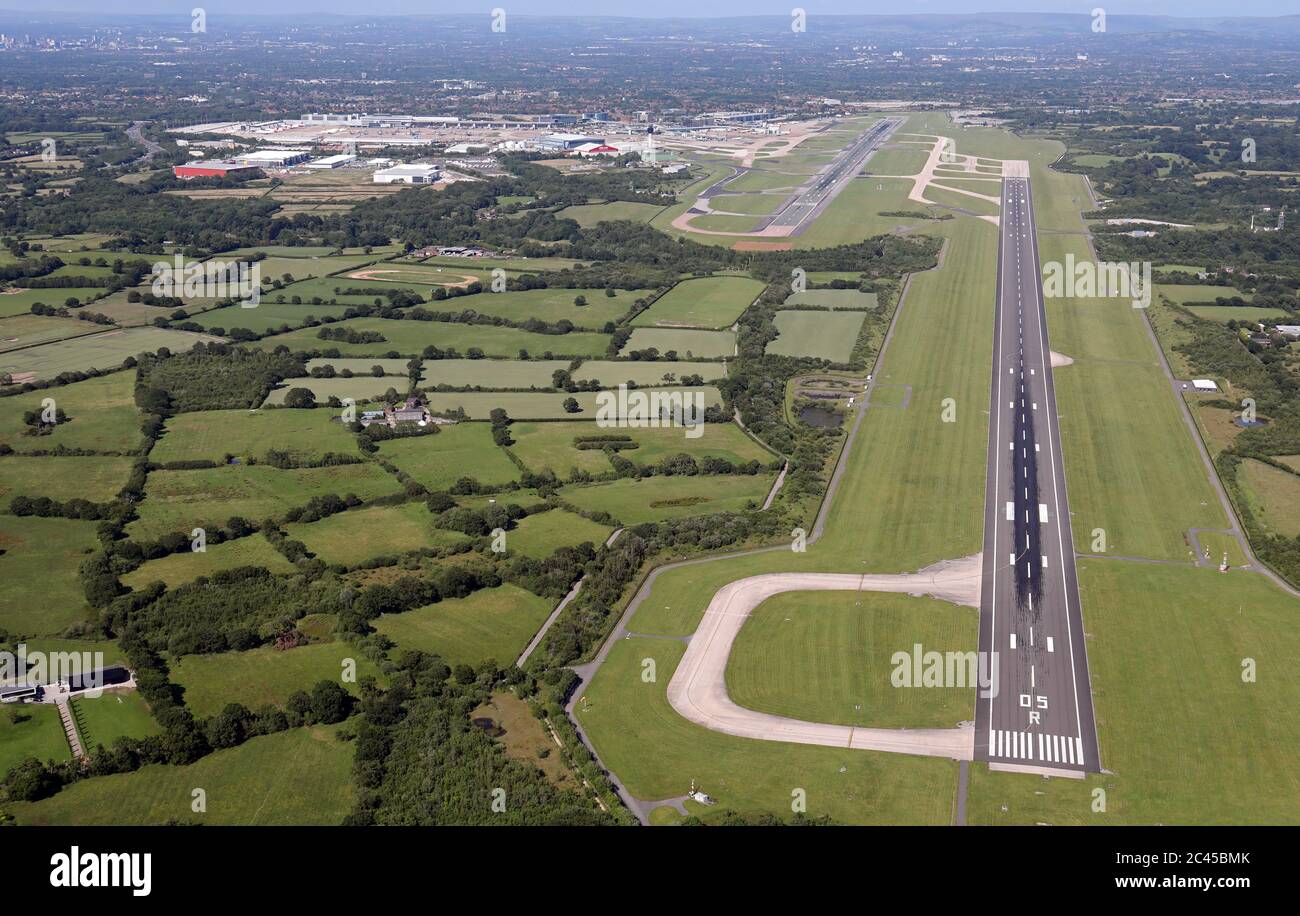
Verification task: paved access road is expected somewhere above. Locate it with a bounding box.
[974,170,1101,773]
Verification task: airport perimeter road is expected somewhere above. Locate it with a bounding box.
[974,167,1101,774]
[761,116,903,235]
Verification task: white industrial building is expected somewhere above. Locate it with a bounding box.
[304,154,357,169]
[231,149,311,168]
[373,164,440,184]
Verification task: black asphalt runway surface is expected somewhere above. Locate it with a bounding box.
[974,175,1102,773]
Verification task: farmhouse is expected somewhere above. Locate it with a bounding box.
[358,397,458,429]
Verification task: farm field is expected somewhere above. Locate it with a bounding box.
[71,691,162,752]
[0,515,100,635]
[285,501,468,566]
[121,533,295,591]
[150,407,355,463]
[1185,305,1291,323]
[508,419,773,479]
[11,725,355,825]
[172,642,382,717]
[1240,458,1300,538]
[726,591,977,728]
[558,472,773,525]
[557,200,666,226]
[572,359,726,385]
[619,327,735,359]
[574,636,958,824]
[632,276,765,329]
[377,423,521,490]
[416,357,720,389]
[304,357,409,376]
[0,327,225,382]
[374,583,555,667]
[0,314,104,351]
[1156,284,1254,305]
[767,310,867,362]
[125,462,403,541]
[0,703,71,776]
[505,508,614,559]
[250,317,610,358]
[0,287,108,319]
[0,455,133,509]
[188,302,355,335]
[419,385,723,420]
[262,376,408,406]
[784,289,879,310]
[427,287,640,327]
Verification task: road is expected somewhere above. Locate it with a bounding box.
[126,121,163,164]
[974,168,1101,773]
[759,116,903,235]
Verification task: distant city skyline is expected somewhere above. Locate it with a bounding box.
[1,2,1296,19]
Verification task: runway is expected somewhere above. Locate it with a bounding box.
[974,167,1101,774]
[761,116,904,235]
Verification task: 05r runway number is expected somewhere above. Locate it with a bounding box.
[1020,693,1047,724]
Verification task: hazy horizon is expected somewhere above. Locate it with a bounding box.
[1,2,1297,20]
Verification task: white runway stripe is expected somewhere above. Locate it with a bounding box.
[990,730,1083,766]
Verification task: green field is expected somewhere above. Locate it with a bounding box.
[121,533,295,591]
[557,200,666,226]
[418,385,723,420]
[0,314,104,351]
[285,501,468,566]
[1240,458,1300,538]
[377,423,521,490]
[188,302,355,335]
[767,311,867,362]
[619,327,735,359]
[430,288,641,327]
[151,408,356,463]
[505,509,614,559]
[0,287,108,319]
[0,703,71,776]
[632,276,765,330]
[784,289,879,310]
[509,419,772,479]
[262,376,409,406]
[574,636,959,823]
[71,691,162,752]
[12,725,355,825]
[0,515,100,635]
[1157,283,1253,306]
[558,472,773,525]
[1186,305,1291,323]
[415,357,721,389]
[374,584,555,667]
[250,317,610,358]
[126,462,403,541]
[727,591,978,728]
[172,642,382,717]
[0,455,133,509]
[0,371,140,454]
[0,327,224,381]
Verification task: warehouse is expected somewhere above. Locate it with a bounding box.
[304,154,357,169]
[230,149,312,168]
[538,133,605,151]
[173,161,260,179]
[373,164,440,184]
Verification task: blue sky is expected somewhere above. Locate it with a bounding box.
[1,2,1295,17]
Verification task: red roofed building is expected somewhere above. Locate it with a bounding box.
[174,162,259,180]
